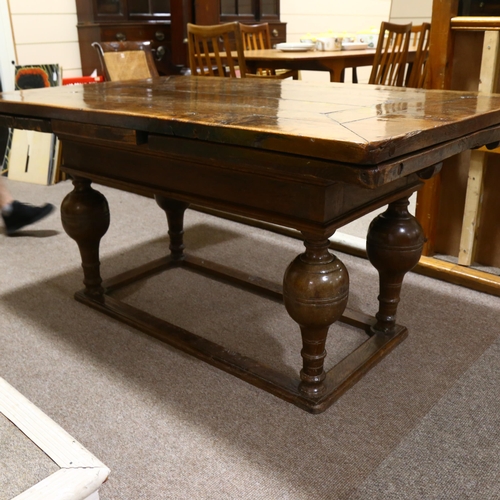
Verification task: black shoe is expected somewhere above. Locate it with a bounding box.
[2,200,54,235]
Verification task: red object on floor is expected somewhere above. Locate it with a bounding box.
[62,76,104,85]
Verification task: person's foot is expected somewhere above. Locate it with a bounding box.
[2,200,54,235]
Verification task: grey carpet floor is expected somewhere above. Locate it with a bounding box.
[1,178,500,499]
[0,413,59,499]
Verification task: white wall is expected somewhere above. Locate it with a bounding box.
[280,0,392,82]
[389,0,433,24]
[282,0,392,41]
[0,0,17,91]
[7,0,81,80]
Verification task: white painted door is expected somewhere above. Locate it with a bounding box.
[0,0,16,91]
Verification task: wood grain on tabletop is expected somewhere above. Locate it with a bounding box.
[1,76,500,165]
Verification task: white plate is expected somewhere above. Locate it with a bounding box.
[276,42,315,52]
[342,42,369,51]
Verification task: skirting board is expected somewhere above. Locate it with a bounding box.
[0,377,110,500]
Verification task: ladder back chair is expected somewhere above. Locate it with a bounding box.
[92,41,159,81]
[187,22,247,78]
[406,23,431,88]
[369,22,412,86]
[239,23,298,79]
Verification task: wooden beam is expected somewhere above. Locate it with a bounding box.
[458,150,486,265]
[417,0,459,256]
[458,30,500,265]
[416,256,500,297]
[427,0,459,90]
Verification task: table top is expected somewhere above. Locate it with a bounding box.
[244,48,378,61]
[1,76,500,166]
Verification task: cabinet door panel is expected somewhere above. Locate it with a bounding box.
[261,0,278,16]
[128,0,149,14]
[221,0,236,15]
[94,0,125,19]
[128,0,171,15]
[151,0,170,13]
[239,0,253,15]
[219,0,280,22]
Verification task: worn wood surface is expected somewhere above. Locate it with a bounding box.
[2,77,500,167]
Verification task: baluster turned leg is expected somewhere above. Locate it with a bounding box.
[283,236,349,397]
[155,196,190,261]
[61,177,110,298]
[366,197,425,335]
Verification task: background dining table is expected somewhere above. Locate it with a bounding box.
[244,47,416,82]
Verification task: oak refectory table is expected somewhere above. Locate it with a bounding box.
[1,77,500,413]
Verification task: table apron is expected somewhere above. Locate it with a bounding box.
[60,138,423,235]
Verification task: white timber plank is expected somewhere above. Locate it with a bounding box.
[458,150,486,265]
[12,468,109,500]
[458,30,500,266]
[0,377,109,500]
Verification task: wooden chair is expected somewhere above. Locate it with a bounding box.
[369,22,412,86]
[239,23,298,79]
[406,23,431,88]
[187,22,247,77]
[92,41,159,81]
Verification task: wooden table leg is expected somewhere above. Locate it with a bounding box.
[283,236,349,397]
[366,197,425,335]
[60,186,420,412]
[61,177,110,298]
[328,63,345,83]
[155,196,190,261]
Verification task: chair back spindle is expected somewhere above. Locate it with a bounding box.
[406,23,431,88]
[187,22,247,78]
[369,22,412,87]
